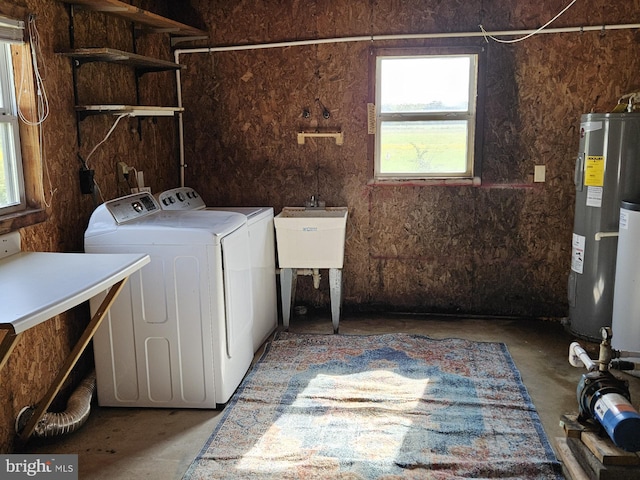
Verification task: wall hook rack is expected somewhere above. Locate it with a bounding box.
[297,131,343,145]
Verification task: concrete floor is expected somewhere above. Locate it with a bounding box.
[24,313,640,479]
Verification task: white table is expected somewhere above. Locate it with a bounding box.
[0,251,150,444]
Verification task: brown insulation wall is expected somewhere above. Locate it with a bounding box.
[0,0,180,452]
[180,0,640,318]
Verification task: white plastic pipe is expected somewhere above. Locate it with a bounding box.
[293,268,321,288]
[175,23,640,57]
[174,53,185,187]
[569,341,597,371]
[595,231,619,241]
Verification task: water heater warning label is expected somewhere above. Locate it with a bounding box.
[586,186,603,208]
[571,233,585,274]
[584,155,605,187]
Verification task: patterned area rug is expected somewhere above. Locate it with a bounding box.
[183,333,563,479]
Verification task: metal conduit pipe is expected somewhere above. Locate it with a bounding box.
[173,22,640,186]
[16,371,96,438]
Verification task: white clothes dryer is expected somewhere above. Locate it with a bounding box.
[158,187,277,352]
[84,192,254,408]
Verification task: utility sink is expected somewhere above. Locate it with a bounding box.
[274,207,348,268]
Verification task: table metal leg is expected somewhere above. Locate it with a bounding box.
[17,277,128,445]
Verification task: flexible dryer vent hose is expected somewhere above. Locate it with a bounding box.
[16,370,96,438]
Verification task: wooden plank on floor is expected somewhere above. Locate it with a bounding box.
[556,437,591,480]
[560,414,595,439]
[581,432,640,466]
[566,436,640,480]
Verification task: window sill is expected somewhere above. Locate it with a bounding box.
[369,177,481,187]
[0,207,48,235]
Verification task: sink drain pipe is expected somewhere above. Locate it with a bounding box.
[277,268,321,289]
[15,370,96,438]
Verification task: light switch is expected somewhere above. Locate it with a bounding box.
[534,165,546,183]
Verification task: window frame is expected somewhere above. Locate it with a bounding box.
[370,46,486,184]
[0,6,47,233]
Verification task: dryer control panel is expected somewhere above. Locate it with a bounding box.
[105,192,160,224]
[157,187,206,211]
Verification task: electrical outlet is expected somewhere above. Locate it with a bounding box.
[0,231,20,259]
[117,162,129,182]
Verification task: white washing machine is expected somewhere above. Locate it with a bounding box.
[158,187,277,352]
[84,192,254,408]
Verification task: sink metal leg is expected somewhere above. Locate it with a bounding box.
[280,268,297,331]
[329,268,342,334]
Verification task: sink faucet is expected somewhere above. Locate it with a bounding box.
[307,195,318,208]
[305,194,326,209]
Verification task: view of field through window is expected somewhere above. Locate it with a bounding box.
[0,41,22,211]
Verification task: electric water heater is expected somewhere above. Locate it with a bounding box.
[568,113,640,340]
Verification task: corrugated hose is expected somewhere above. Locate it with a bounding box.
[15,370,96,438]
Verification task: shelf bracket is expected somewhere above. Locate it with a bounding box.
[297,131,343,146]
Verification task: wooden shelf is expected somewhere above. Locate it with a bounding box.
[60,0,201,143]
[75,105,184,120]
[60,0,208,38]
[60,48,185,73]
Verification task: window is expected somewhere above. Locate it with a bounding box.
[0,41,25,215]
[0,9,47,231]
[373,48,483,181]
